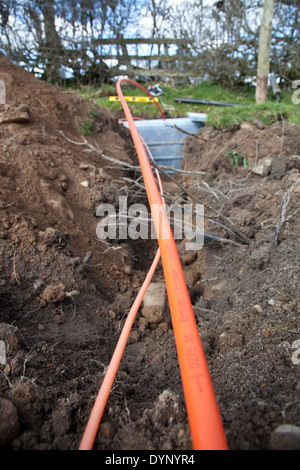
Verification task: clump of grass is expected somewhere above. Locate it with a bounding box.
[225,148,249,168]
[206,88,300,129]
[206,102,296,129]
[81,119,94,136]
[80,107,99,136]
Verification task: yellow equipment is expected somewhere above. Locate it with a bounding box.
[109,96,159,103]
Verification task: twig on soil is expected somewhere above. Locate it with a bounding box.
[123,173,249,245]
[67,294,77,318]
[124,398,132,422]
[34,97,47,108]
[81,251,93,267]
[194,306,220,316]
[202,181,228,201]
[113,311,130,336]
[94,240,122,255]
[12,249,20,284]
[88,358,109,375]
[122,176,186,207]
[22,357,29,377]
[279,112,286,159]
[161,172,251,245]
[3,202,15,209]
[59,130,206,176]
[149,158,206,176]
[285,208,300,224]
[274,178,300,247]
[121,177,147,193]
[58,131,142,171]
[214,214,251,245]
[260,217,277,230]
[59,131,250,244]
[0,369,13,388]
[170,124,198,137]
[244,140,259,182]
[24,306,41,318]
[190,180,228,202]
[102,242,122,254]
[213,237,243,247]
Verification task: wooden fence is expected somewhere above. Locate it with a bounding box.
[92,37,196,80]
[36,36,197,83]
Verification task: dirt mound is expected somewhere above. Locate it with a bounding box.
[181,120,300,450]
[1,56,300,450]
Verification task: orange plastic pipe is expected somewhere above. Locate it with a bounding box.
[79,116,166,451]
[116,79,166,120]
[115,78,228,450]
[79,248,161,450]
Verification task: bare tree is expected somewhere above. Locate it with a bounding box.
[40,0,63,83]
[1,0,300,89]
[0,0,141,84]
[255,0,275,103]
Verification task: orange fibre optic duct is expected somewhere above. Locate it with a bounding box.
[79,122,166,451]
[79,248,161,450]
[116,78,228,451]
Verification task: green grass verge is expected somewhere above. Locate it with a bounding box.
[206,87,300,129]
[73,81,300,129]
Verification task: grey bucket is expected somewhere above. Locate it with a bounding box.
[122,113,207,173]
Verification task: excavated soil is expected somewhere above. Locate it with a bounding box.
[1,56,300,451]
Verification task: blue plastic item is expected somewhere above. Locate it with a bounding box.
[122,113,207,173]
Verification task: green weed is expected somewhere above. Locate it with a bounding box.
[225,149,249,168]
[80,107,99,136]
